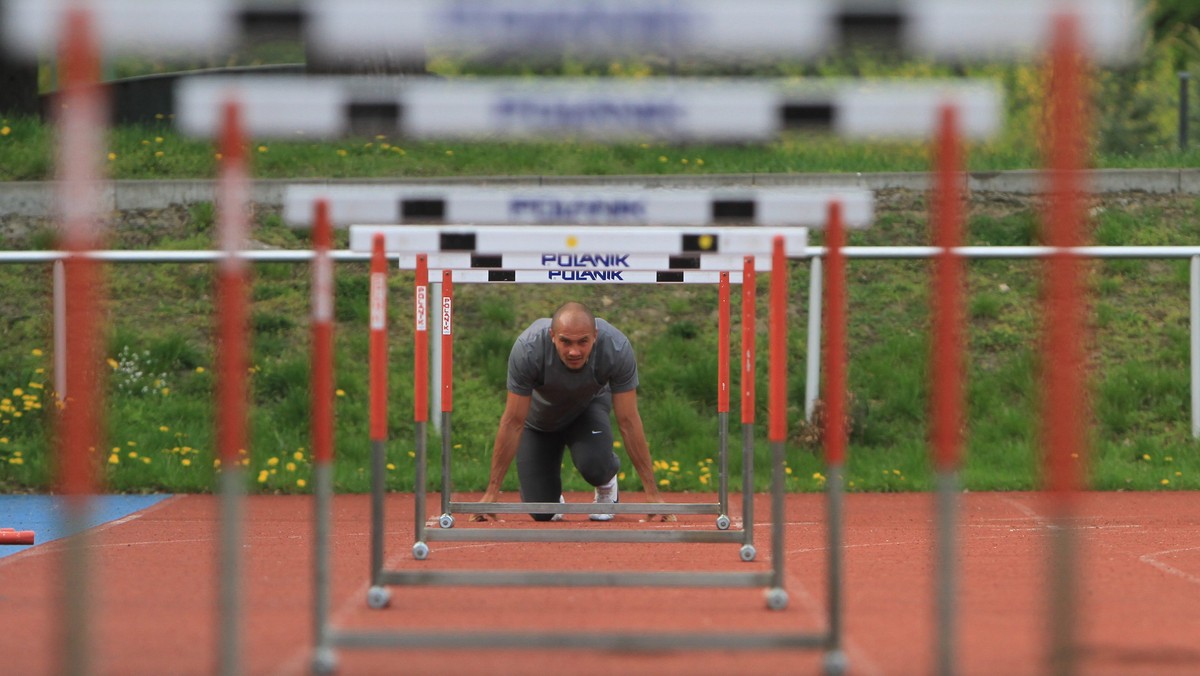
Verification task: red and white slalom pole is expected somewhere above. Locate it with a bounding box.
[54,7,107,675]
[215,98,250,676]
[930,103,965,676]
[368,234,389,598]
[1042,13,1090,676]
[310,199,337,672]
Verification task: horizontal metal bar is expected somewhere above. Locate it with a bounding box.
[7,245,1200,266]
[423,528,746,544]
[448,501,722,515]
[330,629,828,652]
[379,569,771,589]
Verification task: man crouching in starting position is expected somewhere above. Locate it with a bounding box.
[474,301,672,522]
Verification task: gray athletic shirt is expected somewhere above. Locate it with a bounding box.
[507,317,639,432]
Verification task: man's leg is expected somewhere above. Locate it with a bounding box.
[515,427,566,522]
[563,402,620,486]
[564,402,621,520]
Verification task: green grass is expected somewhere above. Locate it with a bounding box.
[2,192,1200,495]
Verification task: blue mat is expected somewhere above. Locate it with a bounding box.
[0,494,171,559]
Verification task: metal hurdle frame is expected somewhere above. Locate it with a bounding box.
[307,222,850,674]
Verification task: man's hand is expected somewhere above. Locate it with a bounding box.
[471,490,499,522]
[643,494,677,522]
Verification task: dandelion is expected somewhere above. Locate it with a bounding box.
[297,479,307,488]
[107,358,119,369]
[268,457,279,467]
[182,458,192,467]
[214,153,223,161]
[892,469,902,475]
[0,126,10,136]
[128,451,138,459]
[680,158,688,164]
[613,441,623,449]
[127,440,137,447]
[696,158,705,166]
[154,136,164,144]
[142,457,151,465]
[159,426,169,432]
[12,388,22,397]
[0,437,6,443]
[155,113,164,120]
[658,155,668,163]
[1165,456,1174,463]
[108,454,119,465]
[257,145,268,153]
[195,367,205,374]
[154,151,164,158]
[445,150,454,156]
[294,450,305,461]
[386,463,396,471]
[1175,471,1182,477]
[336,149,348,157]
[407,451,415,458]
[658,478,669,486]
[335,389,345,397]
[1161,479,1170,486]
[699,475,709,485]
[257,470,269,483]
[1142,454,1152,461]
[453,443,462,449]
[9,457,24,465]
[618,472,626,480]
[161,388,170,396]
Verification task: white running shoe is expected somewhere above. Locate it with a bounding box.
[550,495,565,522]
[589,475,618,521]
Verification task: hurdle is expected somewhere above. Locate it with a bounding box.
[306,219,849,673]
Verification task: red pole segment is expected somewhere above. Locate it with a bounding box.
[311,201,335,465]
[931,104,965,472]
[216,100,249,465]
[1042,13,1089,496]
[56,5,107,498]
[414,255,429,423]
[741,257,757,424]
[369,234,388,441]
[718,271,731,414]
[768,238,787,443]
[825,203,847,466]
[441,270,454,413]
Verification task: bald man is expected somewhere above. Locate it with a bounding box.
[475,301,669,522]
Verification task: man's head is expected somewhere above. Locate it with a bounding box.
[550,301,598,371]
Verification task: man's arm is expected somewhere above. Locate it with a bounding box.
[474,392,531,520]
[612,389,673,520]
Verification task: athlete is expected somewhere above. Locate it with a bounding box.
[473,301,671,522]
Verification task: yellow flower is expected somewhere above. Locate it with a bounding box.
[0,437,7,443]
[680,158,688,164]
[658,479,669,486]
[445,149,454,156]
[141,457,151,465]
[154,151,164,158]
[294,450,305,461]
[297,479,307,488]
[214,152,223,161]
[612,441,623,449]
[257,470,269,483]
[107,358,119,369]
[108,454,119,465]
[268,457,280,467]
[699,475,709,484]
[257,145,268,153]
[0,125,10,136]
[195,366,205,373]
[1161,479,1170,486]
[1142,454,1152,461]
[182,458,192,467]
[127,451,138,459]
[154,136,164,143]
[618,472,626,480]
[286,462,296,472]
[658,155,668,163]
[12,388,23,397]
[9,457,24,465]
[335,389,345,397]
[696,158,705,166]
[386,463,396,471]
[107,152,117,161]
[159,426,169,432]
[161,388,170,396]
[336,149,348,157]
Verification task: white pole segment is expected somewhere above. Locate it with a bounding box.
[1,0,238,56]
[413,269,746,284]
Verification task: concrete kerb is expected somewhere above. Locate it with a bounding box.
[1,170,1197,218]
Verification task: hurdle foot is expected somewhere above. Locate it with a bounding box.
[765,587,788,611]
[715,514,731,530]
[438,513,455,529]
[412,541,430,560]
[367,585,392,610]
[312,647,338,675]
[739,544,757,562]
[822,649,848,676]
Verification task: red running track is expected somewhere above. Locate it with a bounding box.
[0,491,1197,675]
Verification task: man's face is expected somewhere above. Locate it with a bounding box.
[551,318,597,371]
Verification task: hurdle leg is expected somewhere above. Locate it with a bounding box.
[765,236,789,611]
[368,233,391,607]
[740,256,758,562]
[716,272,731,528]
[438,271,454,528]
[412,255,431,559]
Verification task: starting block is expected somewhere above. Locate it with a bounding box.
[0,528,36,545]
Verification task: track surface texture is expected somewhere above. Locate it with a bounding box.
[0,491,1196,675]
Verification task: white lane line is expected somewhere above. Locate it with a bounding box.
[1139,547,1200,587]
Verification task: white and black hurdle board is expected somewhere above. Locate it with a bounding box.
[286,186,874,230]
[177,77,1004,142]
[343,225,808,257]
[3,0,1142,63]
